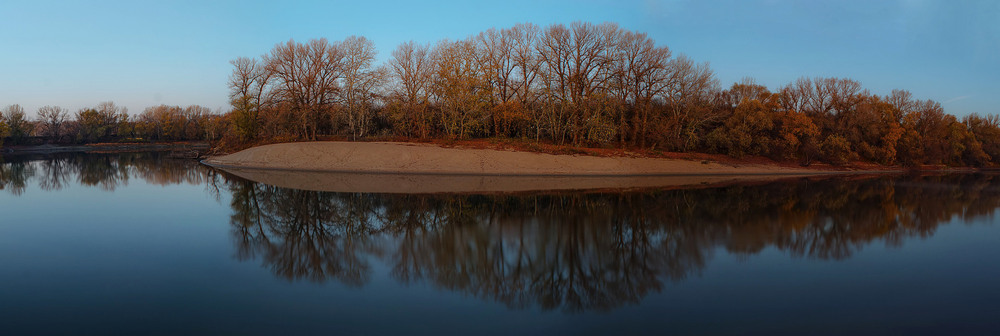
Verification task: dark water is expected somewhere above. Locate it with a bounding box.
[1,153,999,335]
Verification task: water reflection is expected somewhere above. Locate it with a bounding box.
[213,171,1000,312]
[5,154,998,312]
[0,152,212,193]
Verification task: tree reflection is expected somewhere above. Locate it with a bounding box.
[37,158,70,191]
[0,152,211,193]
[0,160,34,195]
[217,173,1000,312]
[7,155,1000,313]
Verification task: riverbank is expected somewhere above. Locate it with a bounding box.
[202,141,846,176]
[201,141,910,193]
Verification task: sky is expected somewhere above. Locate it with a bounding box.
[0,0,996,118]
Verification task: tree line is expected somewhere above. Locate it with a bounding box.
[5,21,998,167]
[222,21,1000,167]
[0,102,223,146]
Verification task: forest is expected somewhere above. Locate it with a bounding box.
[3,21,999,167]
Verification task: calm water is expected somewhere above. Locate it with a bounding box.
[1,153,999,335]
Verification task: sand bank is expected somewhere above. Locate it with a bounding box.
[202,142,863,193]
[217,167,835,193]
[203,141,823,175]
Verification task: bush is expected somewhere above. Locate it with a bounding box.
[821,135,854,165]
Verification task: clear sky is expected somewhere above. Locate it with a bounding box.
[1,0,996,118]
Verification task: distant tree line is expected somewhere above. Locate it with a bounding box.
[220,21,1000,167]
[0,102,223,146]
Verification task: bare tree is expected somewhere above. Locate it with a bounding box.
[477,28,518,137]
[264,38,345,140]
[228,57,274,140]
[508,23,542,138]
[885,89,914,115]
[566,22,619,104]
[430,38,489,138]
[662,54,720,149]
[477,28,517,104]
[37,106,69,140]
[610,30,671,146]
[508,23,541,102]
[183,105,213,139]
[340,36,385,139]
[536,24,574,142]
[781,77,865,134]
[535,22,623,144]
[388,41,432,138]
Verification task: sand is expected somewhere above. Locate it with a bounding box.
[204,141,824,175]
[218,167,836,193]
[202,141,857,193]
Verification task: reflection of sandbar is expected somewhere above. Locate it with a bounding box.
[216,167,849,194]
[203,141,891,193]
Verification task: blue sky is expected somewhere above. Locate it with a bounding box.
[1,0,996,118]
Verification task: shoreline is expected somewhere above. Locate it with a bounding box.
[202,141,865,176]
[214,167,879,194]
[201,141,915,193]
[202,159,874,177]
[3,142,210,155]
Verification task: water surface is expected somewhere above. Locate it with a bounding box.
[1,153,999,335]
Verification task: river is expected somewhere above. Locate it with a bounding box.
[1,152,998,335]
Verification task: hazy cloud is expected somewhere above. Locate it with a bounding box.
[944,95,972,103]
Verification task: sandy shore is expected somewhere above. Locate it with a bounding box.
[217,167,838,194]
[203,141,823,175]
[202,142,865,193]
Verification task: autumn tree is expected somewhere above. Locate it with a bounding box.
[75,101,127,143]
[0,115,8,147]
[214,22,1000,167]
[182,105,213,140]
[773,109,820,163]
[707,79,777,157]
[132,105,213,141]
[135,105,176,140]
[783,77,863,133]
[965,114,1000,164]
[834,95,903,164]
[897,99,971,165]
[2,104,34,144]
